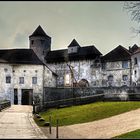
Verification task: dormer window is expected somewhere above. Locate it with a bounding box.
[68,46,79,54]
[68,39,80,54]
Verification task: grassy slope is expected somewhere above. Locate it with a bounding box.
[34,101,140,127]
[113,129,140,139]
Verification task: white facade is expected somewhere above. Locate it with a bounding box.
[0,63,56,105]
[131,52,140,86]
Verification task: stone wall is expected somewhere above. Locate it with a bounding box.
[44,66,56,87]
[43,86,140,108]
[48,59,102,87]
[47,59,131,88]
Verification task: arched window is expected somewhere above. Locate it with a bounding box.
[122,75,128,81]
[78,79,89,87]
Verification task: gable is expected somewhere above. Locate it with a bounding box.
[102,45,131,62]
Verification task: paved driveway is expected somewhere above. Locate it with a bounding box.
[42,108,140,139]
[0,105,47,139]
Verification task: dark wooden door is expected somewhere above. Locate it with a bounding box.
[14,89,18,105]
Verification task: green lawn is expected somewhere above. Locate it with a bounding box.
[113,129,140,139]
[34,101,140,127]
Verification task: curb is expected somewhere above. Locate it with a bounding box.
[28,112,48,139]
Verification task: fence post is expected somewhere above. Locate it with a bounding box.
[32,101,36,114]
[49,116,52,134]
[56,119,59,139]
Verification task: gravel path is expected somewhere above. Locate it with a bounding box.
[41,108,140,139]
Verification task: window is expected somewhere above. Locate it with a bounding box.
[102,63,106,70]
[6,76,11,83]
[122,75,128,81]
[134,70,137,77]
[134,57,137,65]
[41,40,45,44]
[108,75,114,86]
[65,74,70,85]
[19,77,24,84]
[32,77,37,84]
[71,48,73,51]
[122,61,128,68]
[31,40,34,45]
[4,68,8,72]
[108,75,113,81]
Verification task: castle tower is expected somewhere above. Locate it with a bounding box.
[29,25,51,62]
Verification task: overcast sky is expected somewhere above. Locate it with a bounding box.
[0,1,139,55]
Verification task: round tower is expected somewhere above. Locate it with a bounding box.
[29,25,51,62]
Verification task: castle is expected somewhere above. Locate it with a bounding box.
[0,25,140,105]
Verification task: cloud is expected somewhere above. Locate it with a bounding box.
[12,33,28,48]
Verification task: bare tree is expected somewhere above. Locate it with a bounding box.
[124,1,140,35]
[124,1,140,22]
